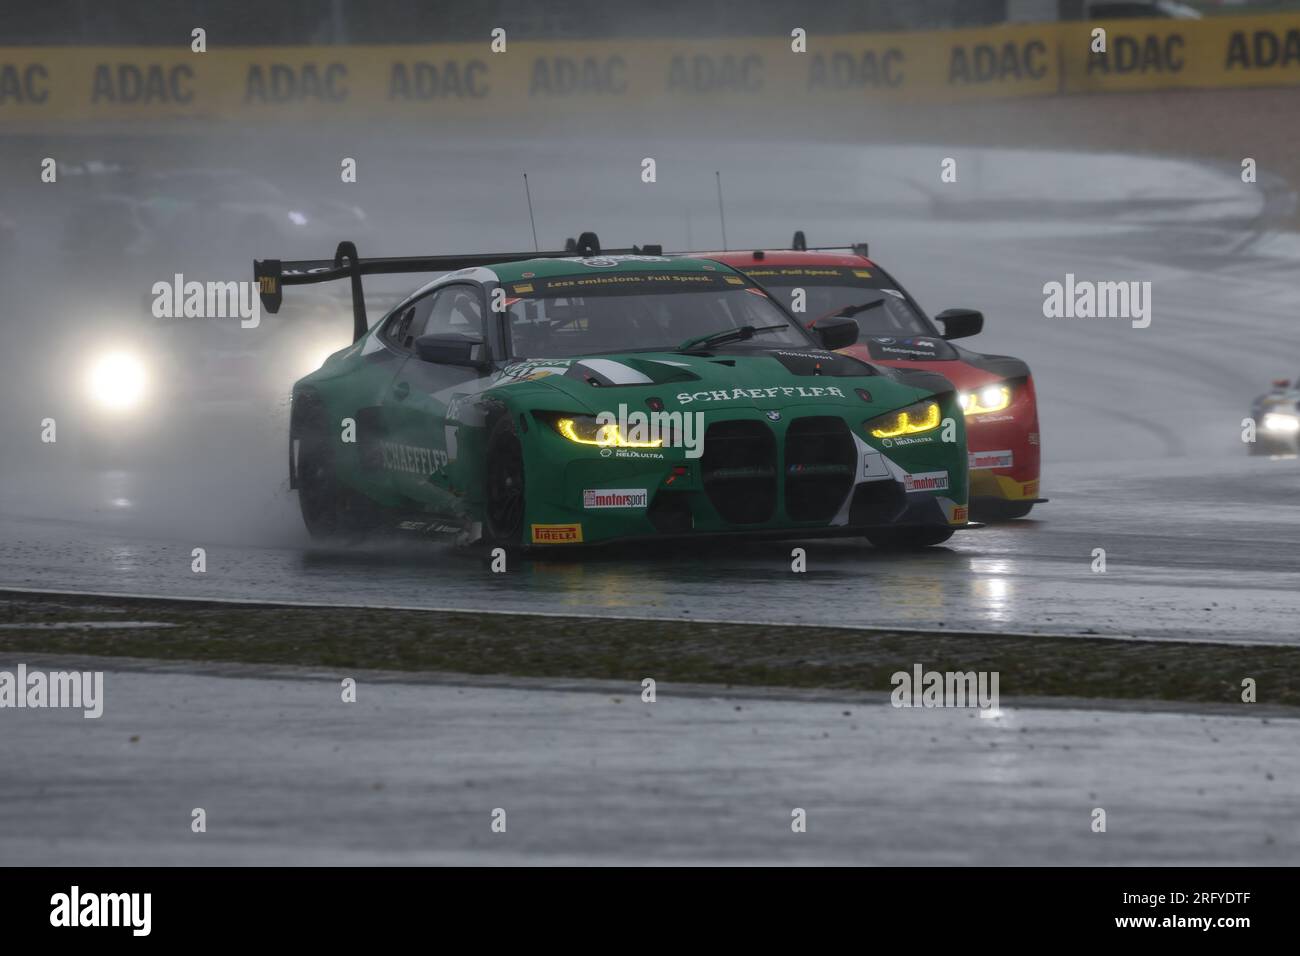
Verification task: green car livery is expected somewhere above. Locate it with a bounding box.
[257,244,969,548]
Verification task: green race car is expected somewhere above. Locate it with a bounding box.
[255,239,970,550]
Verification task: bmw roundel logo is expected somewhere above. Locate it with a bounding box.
[766,410,781,422]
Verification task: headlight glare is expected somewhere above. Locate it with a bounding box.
[959,383,1011,415]
[1262,412,1300,434]
[87,350,149,411]
[553,415,663,448]
[866,399,941,439]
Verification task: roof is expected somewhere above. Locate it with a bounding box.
[698,250,877,269]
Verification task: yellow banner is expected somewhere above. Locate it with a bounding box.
[1062,13,1300,92]
[0,14,1295,127]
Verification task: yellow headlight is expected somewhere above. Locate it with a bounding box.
[867,400,941,439]
[555,416,663,448]
[959,384,1011,415]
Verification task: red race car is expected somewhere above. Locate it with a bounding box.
[704,238,1044,520]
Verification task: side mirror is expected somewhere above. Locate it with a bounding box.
[414,332,486,368]
[936,308,983,340]
[809,316,859,351]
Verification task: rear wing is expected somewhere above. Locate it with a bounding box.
[254,232,661,343]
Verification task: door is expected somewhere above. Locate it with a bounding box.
[382,282,494,515]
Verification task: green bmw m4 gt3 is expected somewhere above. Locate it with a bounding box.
[256,240,970,549]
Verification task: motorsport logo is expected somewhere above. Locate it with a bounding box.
[969,449,1014,469]
[675,385,845,405]
[902,470,949,493]
[583,488,648,509]
[596,404,704,459]
[0,664,104,718]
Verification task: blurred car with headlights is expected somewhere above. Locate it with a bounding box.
[706,240,1044,520]
[1249,378,1300,455]
[74,288,359,466]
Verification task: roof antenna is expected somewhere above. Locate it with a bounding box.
[715,170,728,252]
[523,173,540,252]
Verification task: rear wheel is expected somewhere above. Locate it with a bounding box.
[865,526,955,549]
[484,416,526,548]
[295,412,378,541]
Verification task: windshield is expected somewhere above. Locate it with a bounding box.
[746,266,933,337]
[502,271,809,358]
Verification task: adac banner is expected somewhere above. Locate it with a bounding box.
[0,14,1297,127]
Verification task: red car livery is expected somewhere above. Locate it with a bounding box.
[704,248,1044,520]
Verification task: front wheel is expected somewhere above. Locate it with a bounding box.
[865,526,955,549]
[484,416,526,548]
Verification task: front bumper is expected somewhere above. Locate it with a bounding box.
[522,406,969,546]
[964,375,1041,503]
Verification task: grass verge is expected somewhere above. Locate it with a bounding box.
[1,590,1297,708]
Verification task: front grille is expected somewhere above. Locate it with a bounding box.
[701,420,776,524]
[784,416,856,522]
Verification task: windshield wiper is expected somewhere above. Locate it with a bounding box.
[676,324,789,353]
[814,299,885,323]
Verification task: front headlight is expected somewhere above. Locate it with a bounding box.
[86,350,149,411]
[866,399,941,439]
[959,384,1011,415]
[1262,411,1300,434]
[552,414,663,448]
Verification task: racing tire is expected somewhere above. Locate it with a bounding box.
[865,526,955,549]
[484,415,527,549]
[295,416,378,541]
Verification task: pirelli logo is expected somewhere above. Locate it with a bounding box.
[951,505,969,525]
[531,523,583,544]
[258,275,278,294]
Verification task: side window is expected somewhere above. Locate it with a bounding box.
[381,295,436,350]
[417,285,483,338]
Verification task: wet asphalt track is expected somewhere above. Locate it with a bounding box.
[2,141,1298,643]
[2,656,1297,865]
